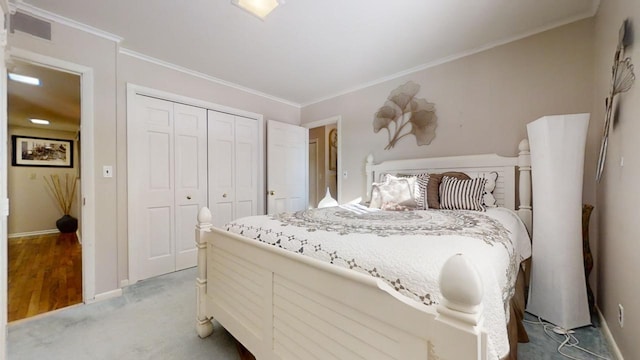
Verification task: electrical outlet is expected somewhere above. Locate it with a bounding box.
[618,303,624,327]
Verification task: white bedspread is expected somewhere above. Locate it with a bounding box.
[226,206,531,359]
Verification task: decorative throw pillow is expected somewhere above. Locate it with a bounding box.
[396,173,430,210]
[427,172,471,209]
[369,177,417,210]
[439,176,487,211]
[384,174,419,200]
[482,172,499,207]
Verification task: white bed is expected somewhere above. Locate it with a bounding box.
[195,139,532,360]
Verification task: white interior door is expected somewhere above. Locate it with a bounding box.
[308,140,318,208]
[174,103,207,271]
[208,111,236,228]
[129,96,207,281]
[267,120,308,214]
[234,117,258,219]
[0,8,8,358]
[130,95,176,281]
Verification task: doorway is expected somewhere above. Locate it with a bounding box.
[6,59,82,321]
[304,116,341,207]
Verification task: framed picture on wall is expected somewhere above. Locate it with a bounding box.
[12,135,73,168]
[329,128,337,171]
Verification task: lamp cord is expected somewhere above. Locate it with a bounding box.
[523,317,610,360]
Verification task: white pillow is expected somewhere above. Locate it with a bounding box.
[384,174,420,202]
[369,177,417,209]
[482,172,499,207]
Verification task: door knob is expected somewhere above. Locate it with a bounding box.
[222,193,228,198]
[186,196,192,200]
[269,190,275,196]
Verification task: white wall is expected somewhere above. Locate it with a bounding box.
[115,53,301,284]
[301,19,595,204]
[301,18,599,301]
[592,0,640,357]
[7,126,79,235]
[8,15,301,295]
[9,22,119,295]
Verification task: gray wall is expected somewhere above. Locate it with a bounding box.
[301,19,595,205]
[593,0,640,357]
[7,126,79,235]
[9,19,301,295]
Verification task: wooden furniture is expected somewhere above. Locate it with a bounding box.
[195,140,532,360]
[582,204,595,314]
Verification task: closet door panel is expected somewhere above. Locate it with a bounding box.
[235,117,258,219]
[174,104,207,270]
[130,95,175,281]
[208,110,236,228]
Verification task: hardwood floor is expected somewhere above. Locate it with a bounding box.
[8,233,82,322]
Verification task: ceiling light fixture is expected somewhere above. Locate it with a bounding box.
[29,118,50,125]
[8,73,41,86]
[231,0,283,20]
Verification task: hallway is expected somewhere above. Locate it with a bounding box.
[8,233,82,322]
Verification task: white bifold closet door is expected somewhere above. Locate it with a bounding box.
[208,110,259,228]
[129,95,207,282]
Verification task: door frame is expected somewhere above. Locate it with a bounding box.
[303,116,343,203]
[6,48,97,303]
[308,139,319,207]
[126,83,265,284]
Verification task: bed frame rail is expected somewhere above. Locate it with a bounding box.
[196,207,489,359]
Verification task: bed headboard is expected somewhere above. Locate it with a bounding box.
[365,139,532,234]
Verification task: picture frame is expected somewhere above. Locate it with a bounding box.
[329,128,337,171]
[12,135,73,168]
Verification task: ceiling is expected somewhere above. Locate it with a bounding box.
[13,0,597,107]
[8,60,81,132]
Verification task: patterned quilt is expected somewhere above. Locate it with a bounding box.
[226,205,531,359]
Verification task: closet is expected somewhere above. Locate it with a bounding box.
[207,110,259,228]
[128,95,207,282]
[128,93,261,283]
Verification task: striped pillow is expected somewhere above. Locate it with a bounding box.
[439,176,487,211]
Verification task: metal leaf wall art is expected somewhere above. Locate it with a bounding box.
[596,19,635,182]
[373,81,437,150]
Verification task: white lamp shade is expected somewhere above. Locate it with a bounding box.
[526,113,591,330]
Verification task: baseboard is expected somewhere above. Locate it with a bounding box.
[597,307,624,360]
[8,229,58,238]
[120,279,130,288]
[87,288,123,304]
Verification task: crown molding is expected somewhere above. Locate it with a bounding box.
[9,1,122,43]
[302,9,597,107]
[119,47,301,109]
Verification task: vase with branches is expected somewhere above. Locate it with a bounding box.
[44,173,79,233]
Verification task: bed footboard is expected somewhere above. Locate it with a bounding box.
[196,207,488,359]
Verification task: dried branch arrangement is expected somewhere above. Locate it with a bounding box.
[44,173,78,215]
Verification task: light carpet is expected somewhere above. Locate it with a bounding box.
[8,267,614,359]
[8,268,238,360]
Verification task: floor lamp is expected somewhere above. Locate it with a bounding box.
[526,113,591,330]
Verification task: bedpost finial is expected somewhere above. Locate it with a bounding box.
[518,139,530,153]
[439,254,483,314]
[366,153,374,164]
[197,207,212,224]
